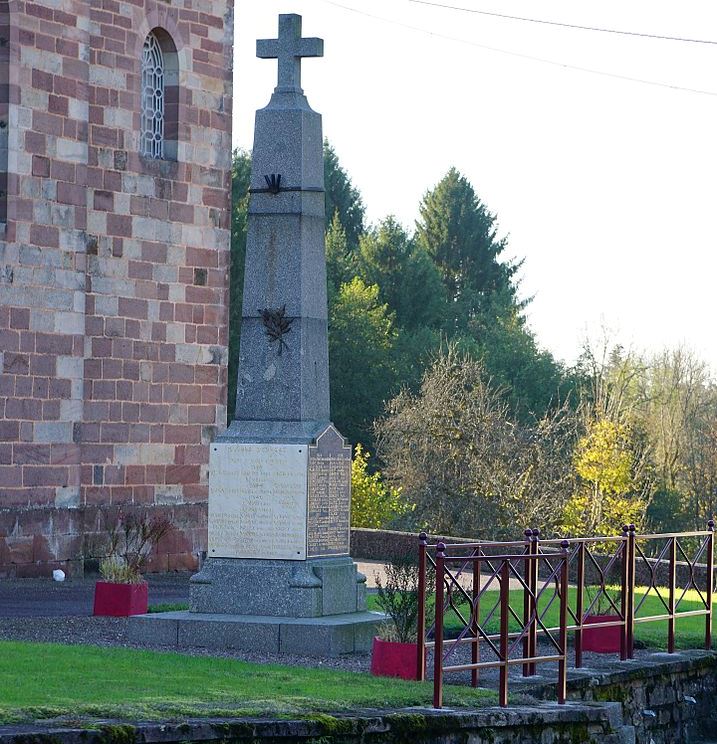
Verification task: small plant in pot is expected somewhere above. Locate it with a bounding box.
[370,551,433,681]
[582,584,623,653]
[93,512,173,617]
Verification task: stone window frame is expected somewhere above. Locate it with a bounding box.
[140,27,179,162]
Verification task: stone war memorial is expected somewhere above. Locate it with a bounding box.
[129,14,382,655]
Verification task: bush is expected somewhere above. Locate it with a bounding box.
[374,551,433,644]
[351,444,411,528]
[100,512,173,584]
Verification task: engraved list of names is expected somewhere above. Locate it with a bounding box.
[307,425,351,557]
[208,443,308,560]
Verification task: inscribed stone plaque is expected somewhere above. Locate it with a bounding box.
[307,425,351,557]
[208,443,308,560]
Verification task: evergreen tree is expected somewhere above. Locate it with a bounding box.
[325,212,355,306]
[324,139,365,249]
[416,167,522,330]
[357,216,444,331]
[329,277,397,446]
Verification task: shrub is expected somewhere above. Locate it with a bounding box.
[100,512,173,584]
[351,444,411,528]
[374,551,433,644]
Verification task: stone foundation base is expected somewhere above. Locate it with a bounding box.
[127,610,384,656]
[189,556,367,617]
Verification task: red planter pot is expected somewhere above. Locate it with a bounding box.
[582,614,622,653]
[93,581,148,617]
[370,637,422,681]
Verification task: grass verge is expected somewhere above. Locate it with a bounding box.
[0,641,492,725]
[366,586,715,650]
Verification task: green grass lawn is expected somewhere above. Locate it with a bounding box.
[367,585,714,650]
[0,641,493,724]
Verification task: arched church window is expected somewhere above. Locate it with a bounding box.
[140,29,178,161]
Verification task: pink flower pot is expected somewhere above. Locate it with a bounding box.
[93,581,148,617]
[370,636,422,681]
[582,614,622,653]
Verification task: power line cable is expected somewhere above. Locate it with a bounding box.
[410,0,717,46]
[318,0,717,98]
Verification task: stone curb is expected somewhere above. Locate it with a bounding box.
[0,702,628,744]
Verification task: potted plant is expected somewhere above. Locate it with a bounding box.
[93,512,173,617]
[370,552,432,680]
[582,585,622,653]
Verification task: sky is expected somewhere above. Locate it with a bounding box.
[232,0,717,373]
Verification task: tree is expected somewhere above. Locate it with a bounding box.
[357,216,444,331]
[415,167,521,327]
[351,444,410,528]
[329,277,397,447]
[227,149,252,421]
[468,302,569,421]
[563,338,655,536]
[324,140,365,249]
[683,385,717,525]
[376,346,578,539]
[561,418,645,536]
[325,212,355,306]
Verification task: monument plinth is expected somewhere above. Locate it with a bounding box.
[128,14,381,655]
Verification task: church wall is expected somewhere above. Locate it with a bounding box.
[0,0,232,577]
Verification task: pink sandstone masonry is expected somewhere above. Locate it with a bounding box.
[0,0,233,577]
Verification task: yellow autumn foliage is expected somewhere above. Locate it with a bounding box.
[351,444,411,528]
[561,418,646,536]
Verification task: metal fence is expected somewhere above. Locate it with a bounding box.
[417,521,715,708]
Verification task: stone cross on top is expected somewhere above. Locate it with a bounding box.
[257,14,323,93]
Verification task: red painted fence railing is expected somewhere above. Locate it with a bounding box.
[417,521,715,708]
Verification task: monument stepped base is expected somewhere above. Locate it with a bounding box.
[127,610,383,656]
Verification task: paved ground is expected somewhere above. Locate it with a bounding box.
[0,560,521,618]
[0,572,191,618]
[0,561,396,618]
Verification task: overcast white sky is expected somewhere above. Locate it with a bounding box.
[232,0,717,373]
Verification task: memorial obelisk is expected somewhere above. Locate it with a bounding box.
[132,14,380,655]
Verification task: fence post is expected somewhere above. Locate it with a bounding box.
[417,532,427,682]
[620,524,629,661]
[627,524,636,659]
[668,535,677,654]
[575,540,585,668]
[499,558,510,707]
[707,520,714,651]
[433,541,445,709]
[558,539,570,704]
[522,528,533,677]
[529,528,540,676]
[471,546,480,688]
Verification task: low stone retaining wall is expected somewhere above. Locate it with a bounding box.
[0,703,633,744]
[528,650,717,744]
[0,502,205,578]
[351,528,710,589]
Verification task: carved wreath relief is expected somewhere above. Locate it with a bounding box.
[259,305,294,355]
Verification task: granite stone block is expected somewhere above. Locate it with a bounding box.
[127,610,384,656]
[178,614,281,651]
[126,613,179,646]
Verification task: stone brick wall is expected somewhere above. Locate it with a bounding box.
[351,528,712,589]
[0,2,8,225]
[0,703,634,744]
[0,0,233,577]
[529,651,717,744]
